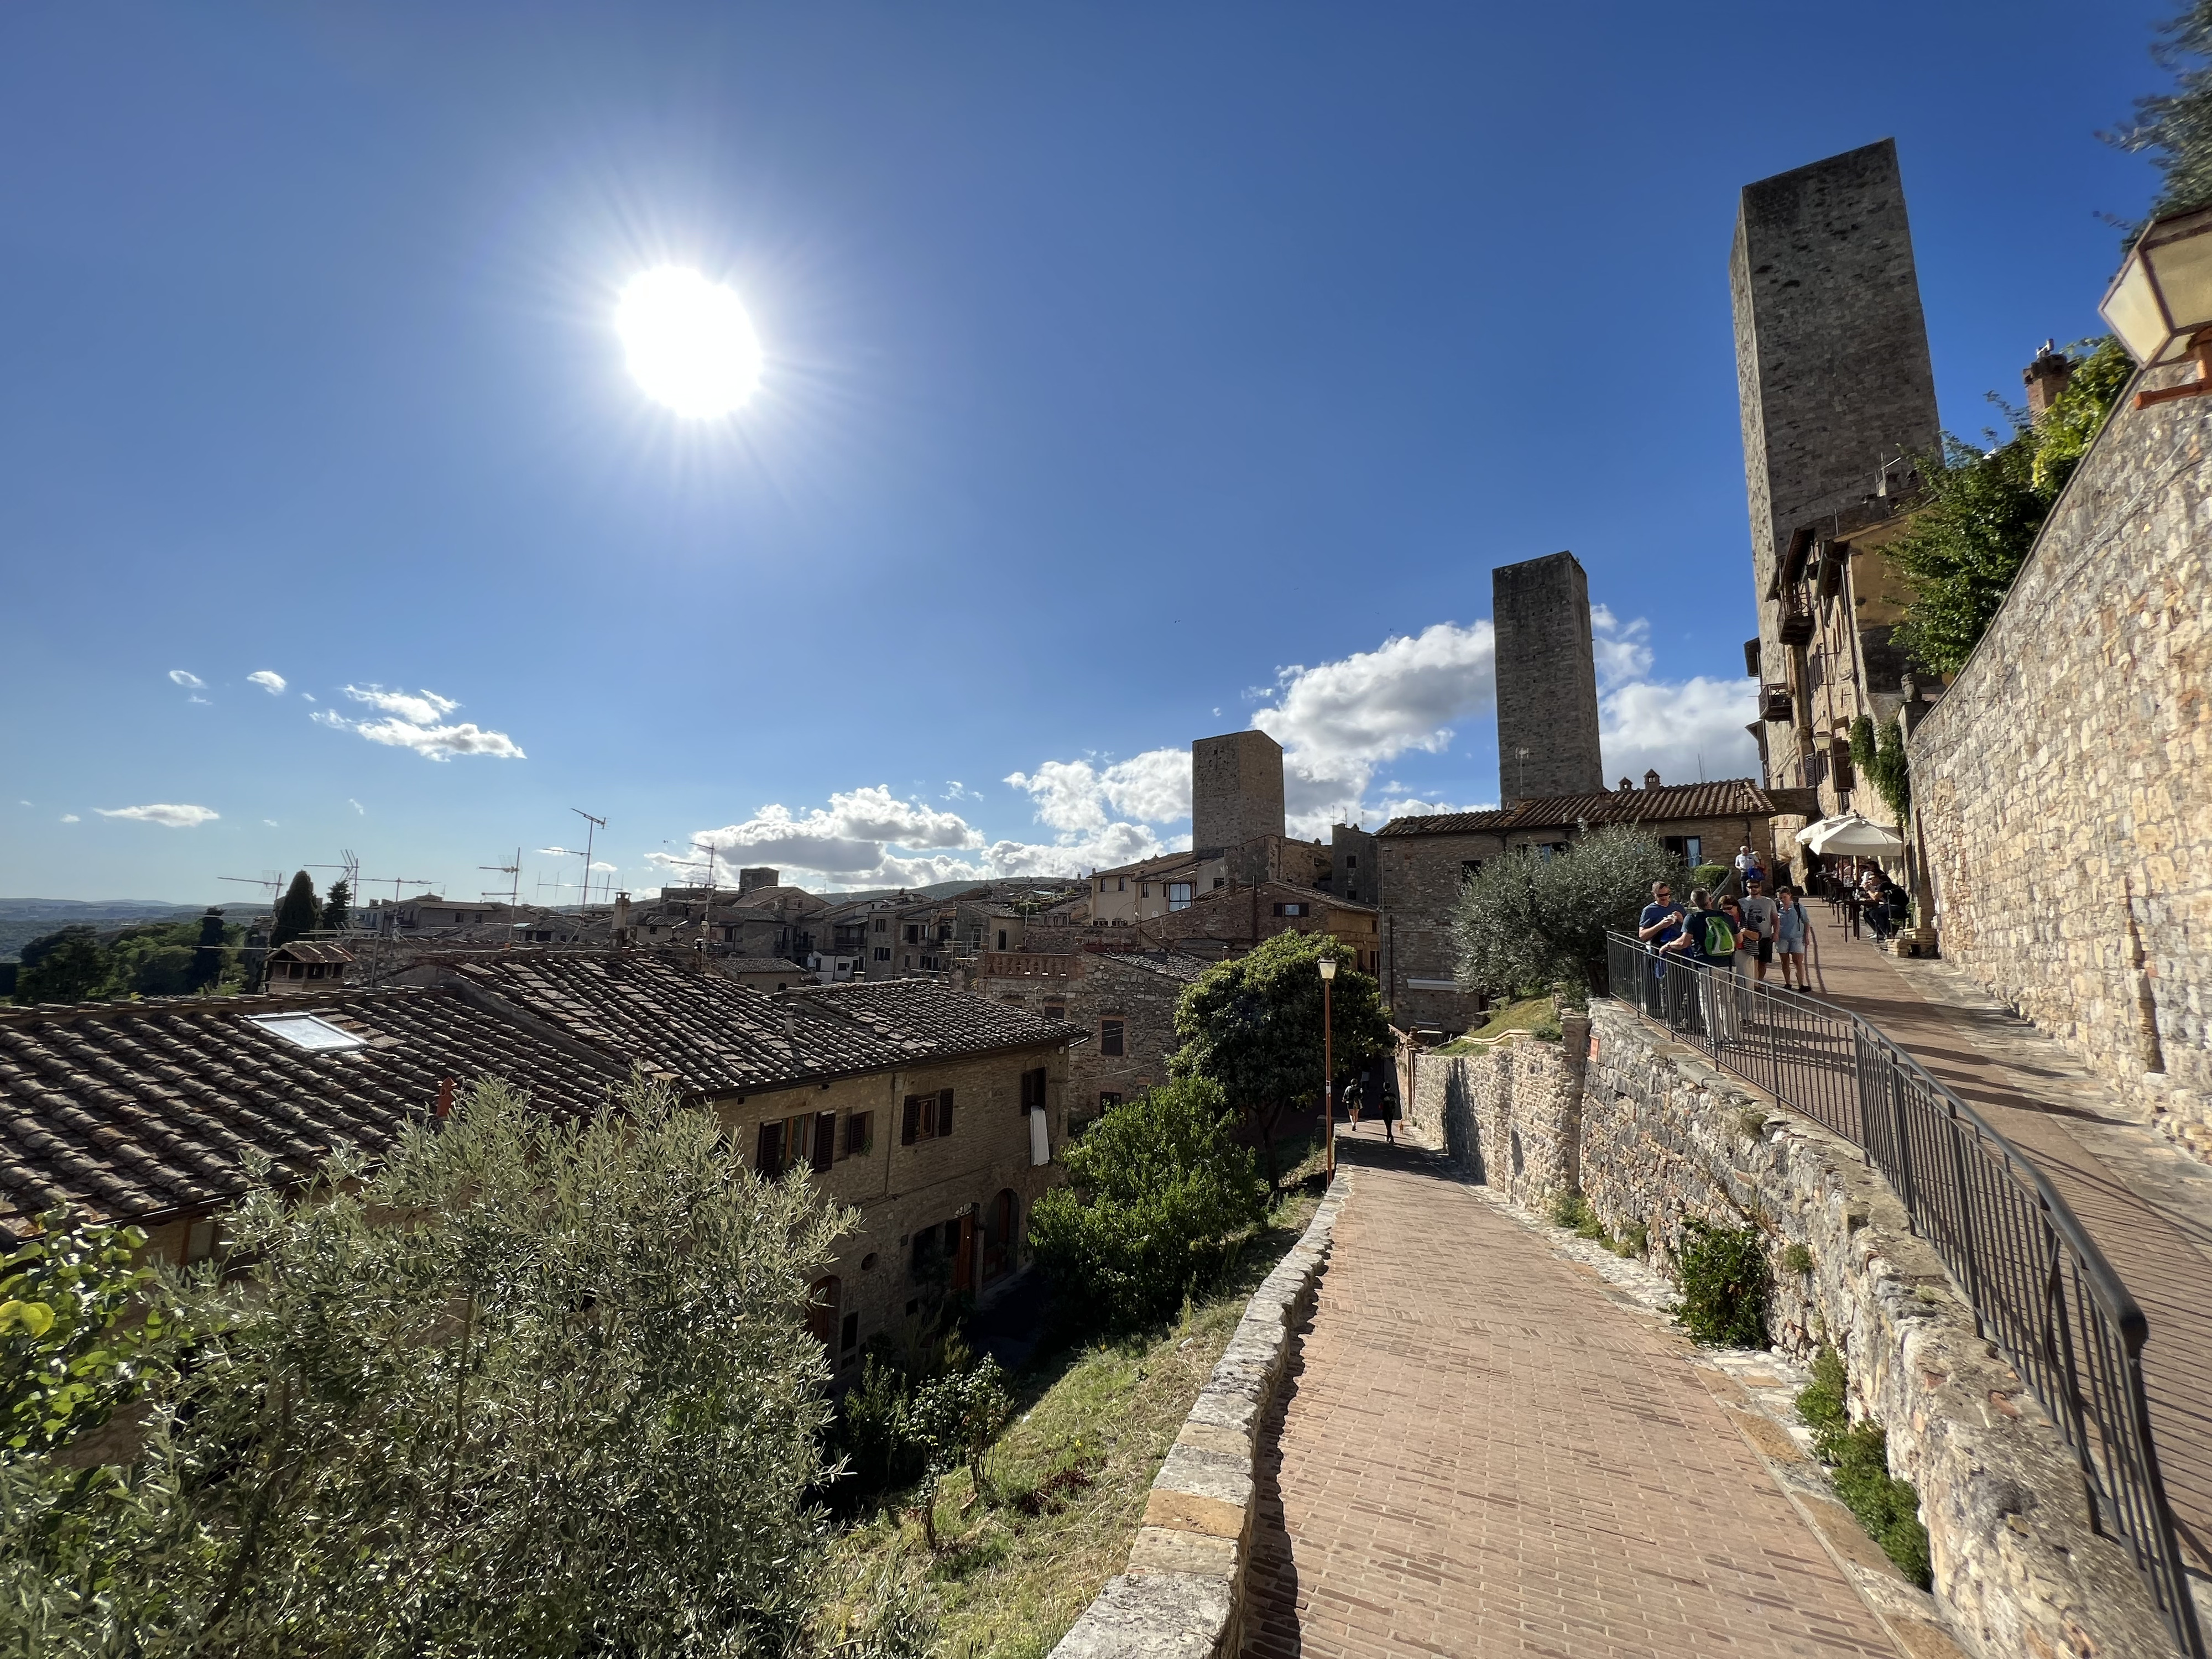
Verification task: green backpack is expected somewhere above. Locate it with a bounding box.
[1700,914,1737,958]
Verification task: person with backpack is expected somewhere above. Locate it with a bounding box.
[1659,887,1738,1039]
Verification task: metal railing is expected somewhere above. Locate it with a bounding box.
[1604,931,2204,1656]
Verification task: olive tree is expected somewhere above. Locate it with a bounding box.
[1453,824,1683,999]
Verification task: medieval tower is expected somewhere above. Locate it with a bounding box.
[1191,729,1285,853]
[1492,551,1604,804]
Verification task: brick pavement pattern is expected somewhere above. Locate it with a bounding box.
[1242,1129,1900,1659]
[1803,916,2212,1576]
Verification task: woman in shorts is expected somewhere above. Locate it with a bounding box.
[1774,884,1809,991]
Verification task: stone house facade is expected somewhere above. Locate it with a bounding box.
[975,948,1207,1126]
[1136,878,1378,971]
[1908,362,2212,1155]
[1330,822,1379,907]
[1378,779,1805,1034]
[1082,837,1332,930]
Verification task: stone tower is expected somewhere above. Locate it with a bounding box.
[1731,139,1940,604]
[1492,551,1604,805]
[1192,730,1285,852]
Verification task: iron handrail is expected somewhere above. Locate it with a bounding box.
[1603,930,2202,1656]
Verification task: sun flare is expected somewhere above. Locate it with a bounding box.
[616,267,762,418]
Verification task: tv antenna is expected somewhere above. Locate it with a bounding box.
[218,873,283,910]
[361,873,437,902]
[478,848,521,911]
[571,808,607,907]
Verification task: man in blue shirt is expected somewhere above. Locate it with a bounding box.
[1638,881,1685,949]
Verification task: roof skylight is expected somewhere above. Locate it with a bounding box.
[249,1013,370,1053]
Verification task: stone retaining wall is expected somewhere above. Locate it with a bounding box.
[1406,1005,2177,1658]
[1049,1176,1346,1659]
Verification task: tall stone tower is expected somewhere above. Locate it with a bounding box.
[1492,551,1604,805]
[1191,730,1285,852]
[1731,139,1940,604]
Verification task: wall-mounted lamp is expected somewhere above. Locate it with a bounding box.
[2101,205,2212,408]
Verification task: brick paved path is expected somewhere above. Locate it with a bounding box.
[1803,917,2212,1577]
[1242,1129,1901,1659]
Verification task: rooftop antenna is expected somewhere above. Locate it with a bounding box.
[218,873,283,914]
[479,849,521,911]
[572,808,606,907]
[362,873,437,902]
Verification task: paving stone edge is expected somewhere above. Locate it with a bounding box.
[1045,1173,1348,1659]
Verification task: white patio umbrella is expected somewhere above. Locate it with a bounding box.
[1801,812,1906,856]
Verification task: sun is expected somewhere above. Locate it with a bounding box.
[615,267,763,418]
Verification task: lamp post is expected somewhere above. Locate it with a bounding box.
[1318,954,1338,1177]
[2101,205,2212,407]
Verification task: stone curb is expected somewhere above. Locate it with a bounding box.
[1047,1173,1348,1659]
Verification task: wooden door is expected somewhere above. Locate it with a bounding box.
[954,1213,975,1293]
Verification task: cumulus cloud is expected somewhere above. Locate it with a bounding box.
[313,685,525,762]
[1600,676,1759,786]
[59,814,79,824]
[1590,606,1653,690]
[97,803,220,828]
[168,670,205,689]
[247,670,286,695]
[1005,748,1188,837]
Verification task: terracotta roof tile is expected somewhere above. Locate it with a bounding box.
[1376,779,1779,837]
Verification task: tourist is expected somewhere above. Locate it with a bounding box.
[1720,895,1752,981]
[1734,842,1766,887]
[1638,880,1685,948]
[1774,885,1809,990]
[1660,887,1738,1039]
[1860,868,1894,941]
[1738,874,1779,984]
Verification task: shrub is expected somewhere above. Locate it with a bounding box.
[1029,1077,1267,1331]
[1797,1348,1932,1588]
[1674,1219,1768,1347]
[1454,825,1686,998]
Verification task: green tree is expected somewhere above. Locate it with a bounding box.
[268,870,319,948]
[1168,931,1391,1181]
[2113,3,2212,221]
[13,929,111,1006]
[1889,340,2132,675]
[1453,825,1683,1000]
[189,909,228,992]
[4,1076,852,1657]
[1029,1077,1267,1330]
[901,1357,1013,1548]
[319,880,351,933]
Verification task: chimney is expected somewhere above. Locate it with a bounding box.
[612,890,632,946]
[1618,777,1635,792]
[2023,341,2072,420]
[1644,769,1662,790]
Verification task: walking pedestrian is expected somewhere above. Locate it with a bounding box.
[1738,874,1779,985]
[1774,885,1809,991]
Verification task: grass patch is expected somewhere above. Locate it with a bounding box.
[812,1189,1321,1657]
[1547,1192,1647,1259]
[1797,1347,1933,1589]
[1436,995,1558,1053]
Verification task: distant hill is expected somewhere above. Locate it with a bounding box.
[0,898,262,962]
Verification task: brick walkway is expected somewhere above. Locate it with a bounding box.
[1242,1129,1902,1659]
[1802,915,2212,1577]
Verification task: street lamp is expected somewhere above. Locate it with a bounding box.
[2101,205,2212,407]
[1318,954,1338,1177]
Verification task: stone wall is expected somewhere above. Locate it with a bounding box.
[1908,382,2212,1156]
[1404,1004,2178,1658]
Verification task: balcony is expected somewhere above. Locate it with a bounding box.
[1759,683,1794,723]
[978,951,1075,980]
[1777,601,1815,645]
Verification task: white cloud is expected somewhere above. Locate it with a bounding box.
[1600,676,1760,787]
[59,814,79,824]
[97,803,220,828]
[347,797,365,815]
[1005,748,1188,837]
[314,685,524,762]
[168,670,205,689]
[263,818,279,827]
[302,692,317,703]
[247,670,286,695]
[1590,606,1653,690]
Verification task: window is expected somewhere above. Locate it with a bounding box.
[1140,883,1150,898]
[1100,1018,1125,1057]
[1117,877,1126,891]
[1167,881,1192,911]
[1099,1092,1123,1113]
[1043,1002,1066,1020]
[997,929,1008,949]
[250,1013,369,1053]
[904,924,920,943]
[812,1112,837,1173]
[843,1111,873,1157]
[874,917,888,932]
[1272,902,1306,917]
[1345,854,1358,869]
[755,1120,785,1178]
[1662,835,1703,865]
[1213,877,1225,889]
[1020,1067,1048,1110]
[901,1090,954,1144]
[807,1275,839,1348]
[1098,878,1108,894]
[873,946,890,962]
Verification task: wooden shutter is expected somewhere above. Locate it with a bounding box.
[937,1089,953,1138]
[902,1095,922,1145]
[756,1120,784,1178]
[812,1113,837,1173]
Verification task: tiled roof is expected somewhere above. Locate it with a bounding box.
[722,957,809,973]
[1108,952,1212,985]
[1376,780,1780,837]
[268,941,355,964]
[452,952,1081,1095]
[0,989,622,1230]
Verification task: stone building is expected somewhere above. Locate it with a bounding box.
[1493,552,1604,803]
[1378,779,1807,1034]
[1731,139,1944,846]
[1331,822,1379,906]
[1908,361,2212,1154]
[1082,837,1332,930]
[977,948,1208,1127]
[0,953,1084,1370]
[261,940,354,996]
[1139,879,1379,970]
[1192,728,1285,852]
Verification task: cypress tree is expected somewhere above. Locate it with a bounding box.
[190,908,228,991]
[272,872,320,948]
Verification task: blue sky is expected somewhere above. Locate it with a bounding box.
[0,2,2174,902]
